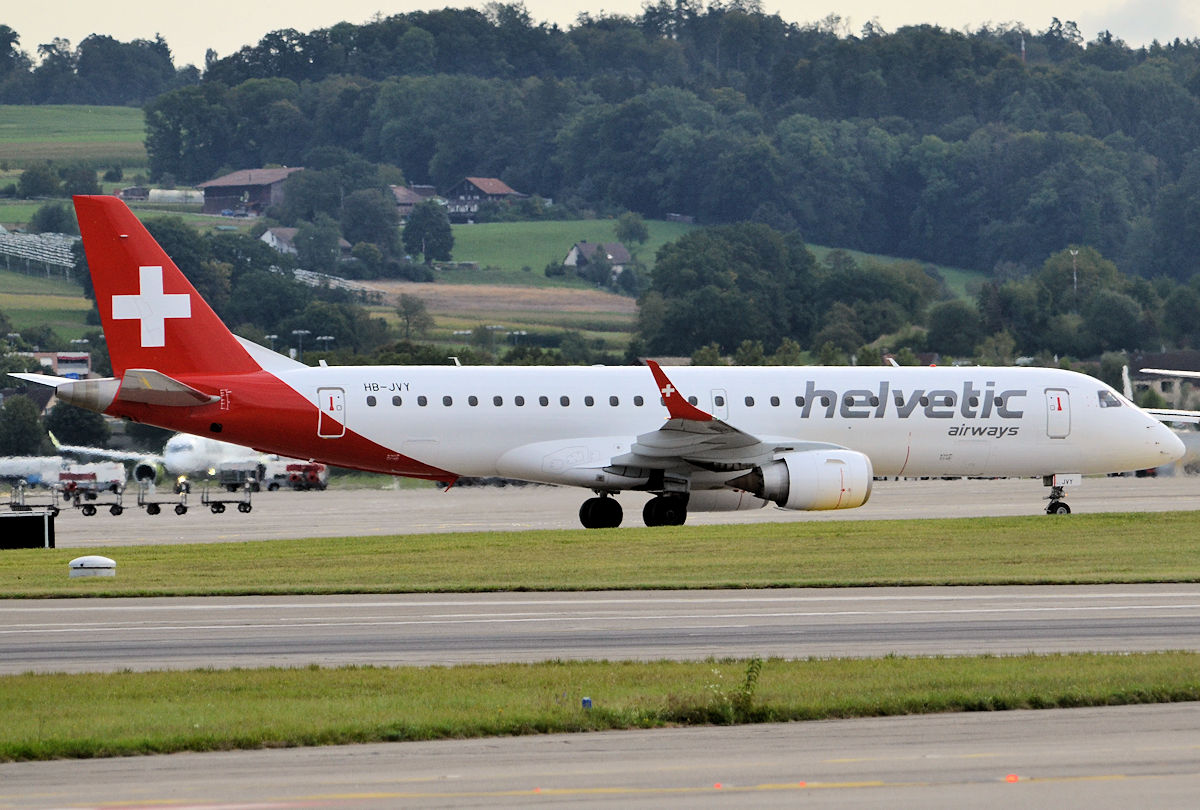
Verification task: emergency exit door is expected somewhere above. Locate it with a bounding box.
[317,387,346,438]
[1045,388,1070,439]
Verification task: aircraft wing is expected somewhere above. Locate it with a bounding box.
[48,431,164,465]
[1130,368,1200,423]
[611,361,845,472]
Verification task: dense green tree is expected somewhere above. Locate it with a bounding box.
[293,214,344,273]
[925,299,984,357]
[44,401,110,447]
[402,200,453,262]
[29,202,77,234]
[0,395,46,455]
[340,188,400,254]
[614,211,649,245]
[18,162,60,198]
[58,164,100,196]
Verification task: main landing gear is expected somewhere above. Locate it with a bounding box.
[579,494,622,529]
[642,494,687,527]
[578,494,691,528]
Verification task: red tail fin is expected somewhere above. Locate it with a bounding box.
[74,195,258,377]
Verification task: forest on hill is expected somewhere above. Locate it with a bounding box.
[5,3,1200,368]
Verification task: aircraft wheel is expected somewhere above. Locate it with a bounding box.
[238,502,252,513]
[579,496,622,529]
[146,503,161,516]
[1046,501,1071,515]
[267,483,280,491]
[109,505,123,516]
[211,502,226,514]
[81,504,97,517]
[643,495,688,527]
[175,504,188,515]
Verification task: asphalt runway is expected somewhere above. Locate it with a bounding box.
[30,472,1200,548]
[3,585,1199,674]
[4,704,1199,809]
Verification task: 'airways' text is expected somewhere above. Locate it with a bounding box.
[948,425,1020,438]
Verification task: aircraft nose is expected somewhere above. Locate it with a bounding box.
[1154,421,1186,462]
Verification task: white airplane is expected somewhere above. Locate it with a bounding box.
[49,430,326,489]
[8,196,1186,526]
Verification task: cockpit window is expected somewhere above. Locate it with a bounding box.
[1098,390,1122,408]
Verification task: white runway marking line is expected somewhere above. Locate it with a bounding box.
[4,603,1200,635]
[4,590,1200,612]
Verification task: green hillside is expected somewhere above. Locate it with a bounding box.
[0,105,147,168]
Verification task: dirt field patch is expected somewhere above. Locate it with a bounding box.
[365,282,638,316]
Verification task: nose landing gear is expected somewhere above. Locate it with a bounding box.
[1043,474,1079,515]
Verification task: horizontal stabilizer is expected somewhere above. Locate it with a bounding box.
[118,368,219,407]
[7,372,71,389]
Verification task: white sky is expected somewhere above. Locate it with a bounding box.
[4,2,1200,70]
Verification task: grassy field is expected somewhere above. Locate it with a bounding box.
[447,218,695,284]
[0,269,92,340]
[3,652,1197,761]
[5,511,1200,598]
[0,105,147,168]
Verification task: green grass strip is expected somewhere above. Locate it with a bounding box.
[5,511,1200,598]
[2,653,1197,761]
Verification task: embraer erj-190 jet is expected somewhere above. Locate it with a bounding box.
[9,196,1185,527]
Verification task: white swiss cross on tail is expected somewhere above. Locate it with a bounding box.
[111,266,191,347]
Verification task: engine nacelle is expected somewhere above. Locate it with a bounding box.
[730,450,873,511]
[132,459,159,482]
[686,490,767,512]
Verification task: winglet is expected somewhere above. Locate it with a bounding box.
[646,360,713,422]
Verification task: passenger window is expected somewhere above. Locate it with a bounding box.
[745,396,755,406]
[366,395,377,407]
[634,395,644,406]
[821,396,831,407]
[515,395,525,406]
[687,395,698,405]
[392,395,401,406]
[609,395,619,406]
[560,395,570,406]
[442,396,453,406]
[493,395,503,406]
[1098,390,1123,408]
[770,396,780,407]
[539,396,549,406]
[795,396,804,406]
[418,395,428,407]
[715,395,725,406]
[585,396,595,406]
[468,395,478,406]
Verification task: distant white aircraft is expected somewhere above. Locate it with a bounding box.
[50,432,327,490]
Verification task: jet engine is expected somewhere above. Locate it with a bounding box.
[728,450,873,510]
[686,490,768,512]
[131,458,159,483]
